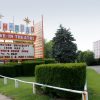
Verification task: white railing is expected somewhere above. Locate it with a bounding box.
[0,75,88,100]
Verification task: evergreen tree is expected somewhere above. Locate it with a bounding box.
[52,25,77,63]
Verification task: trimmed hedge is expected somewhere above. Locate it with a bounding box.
[43,59,56,64]
[0,61,44,77]
[0,63,18,77]
[35,63,86,100]
[23,58,56,64]
[0,59,56,77]
[21,61,44,76]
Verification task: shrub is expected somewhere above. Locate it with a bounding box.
[14,64,23,76]
[0,59,56,77]
[43,59,56,64]
[0,60,44,77]
[22,59,44,64]
[21,61,43,76]
[0,64,17,77]
[35,63,86,100]
[23,59,56,64]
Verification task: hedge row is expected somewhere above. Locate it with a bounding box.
[23,58,56,64]
[0,59,56,77]
[0,62,41,77]
[35,63,86,100]
[0,64,17,77]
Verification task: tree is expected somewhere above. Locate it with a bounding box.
[77,50,95,65]
[44,40,53,58]
[52,25,77,63]
[77,50,84,62]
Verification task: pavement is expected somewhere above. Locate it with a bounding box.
[88,65,100,74]
[0,94,12,100]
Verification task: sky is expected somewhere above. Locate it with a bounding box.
[0,0,100,51]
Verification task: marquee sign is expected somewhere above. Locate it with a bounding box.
[0,21,34,34]
[3,23,8,31]
[34,20,44,58]
[0,32,34,41]
[0,16,44,61]
[0,43,34,60]
[9,23,14,31]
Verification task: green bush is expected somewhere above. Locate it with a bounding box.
[23,58,56,64]
[22,59,44,64]
[14,64,23,77]
[0,59,56,77]
[0,60,44,77]
[35,63,86,100]
[43,59,56,64]
[0,64,17,77]
[21,61,43,76]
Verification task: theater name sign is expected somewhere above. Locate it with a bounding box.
[0,32,34,41]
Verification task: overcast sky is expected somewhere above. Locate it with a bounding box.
[0,0,100,51]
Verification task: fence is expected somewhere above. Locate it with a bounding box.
[0,75,88,100]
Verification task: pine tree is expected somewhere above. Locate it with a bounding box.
[52,25,77,63]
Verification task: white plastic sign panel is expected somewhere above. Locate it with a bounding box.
[0,43,34,59]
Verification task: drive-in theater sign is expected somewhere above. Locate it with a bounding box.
[0,16,44,60]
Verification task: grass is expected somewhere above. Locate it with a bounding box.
[0,77,52,100]
[87,68,100,100]
[0,68,99,100]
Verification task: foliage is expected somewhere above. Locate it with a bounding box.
[0,61,43,77]
[43,58,56,64]
[0,59,56,77]
[0,64,17,77]
[35,63,86,100]
[93,58,100,65]
[44,40,53,58]
[22,59,44,64]
[21,62,42,76]
[77,50,95,65]
[23,59,56,64]
[52,25,77,63]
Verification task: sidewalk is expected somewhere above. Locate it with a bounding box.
[0,94,12,100]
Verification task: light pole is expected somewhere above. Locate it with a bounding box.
[0,14,4,30]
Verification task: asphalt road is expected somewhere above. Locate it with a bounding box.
[88,65,100,74]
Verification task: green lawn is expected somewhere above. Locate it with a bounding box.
[87,68,100,100]
[0,77,52,100]
[0,68,99,100]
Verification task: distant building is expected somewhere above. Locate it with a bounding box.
[93,40,100,59]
